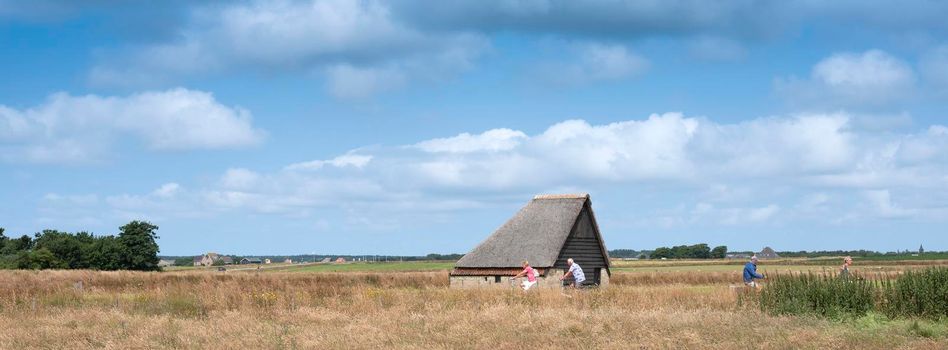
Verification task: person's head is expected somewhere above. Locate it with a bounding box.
[567,258,574,265]
[750,255,758,263]
[522,260,529,268]
[844,256,852,265]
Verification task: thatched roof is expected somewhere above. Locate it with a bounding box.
[455,194,601,269]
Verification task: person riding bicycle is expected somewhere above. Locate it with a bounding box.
[560,258,585,288]
[743,255,765,287]
[511,260,538,291]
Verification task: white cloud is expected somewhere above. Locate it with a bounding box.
[864,190,916,219]
[0,88,264,164]
[537,43,649,85]
[285,153,373,171]
[46,114,948,232]
[220,169,261,190]
[813,50,914,90]
[91,0,489,97]
[151,183,181,198]
[415,128,527,153]
[776,49,916,108]
[720,204,781,225]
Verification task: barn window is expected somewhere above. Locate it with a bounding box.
[494,276,501,283]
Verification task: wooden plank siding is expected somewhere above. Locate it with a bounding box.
[554,204,608,284]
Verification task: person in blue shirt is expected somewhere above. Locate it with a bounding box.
[743,256,765,287]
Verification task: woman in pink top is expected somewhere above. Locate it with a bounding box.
[512,260,538,291]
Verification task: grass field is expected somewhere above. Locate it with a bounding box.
[279,261,457,273]
[1,259,945,349]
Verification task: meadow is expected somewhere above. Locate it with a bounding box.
[0,259,946,349]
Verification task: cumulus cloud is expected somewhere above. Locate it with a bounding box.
[0,88,264,164]
[776,49,916,108]
[47,114,948,233]
[285,153,373,171]
[415,128,527,153]
[91,0,489,97]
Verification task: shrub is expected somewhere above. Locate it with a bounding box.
[881,267,948,320]
[758,272,875,319]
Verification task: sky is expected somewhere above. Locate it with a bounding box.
[2,0,948,256]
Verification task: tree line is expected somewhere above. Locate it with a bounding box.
[649,244,728,259]
[0,221,161,271]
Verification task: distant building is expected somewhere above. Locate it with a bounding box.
[334,257,346,264]
[220,256,234,265]
[240,258,263,264]
[726,253,751,259]
[757,247,780,260]
[194,252,229,266]
[284,259,293,264]
[920,244,925,254]
[264,259,271,264]
[319,257,331,263]
[157,259,175,267]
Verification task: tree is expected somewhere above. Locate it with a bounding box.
[117,221,160,271]
[34,230,87,269]
[87,236,127,270]
[651,247,673,259]
[15,248,65,270]
[2,235,33,255]
[174,257,194,266]
[691,244,711,259]
[711,246,728,259]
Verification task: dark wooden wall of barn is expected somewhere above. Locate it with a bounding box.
[554,204,607,284]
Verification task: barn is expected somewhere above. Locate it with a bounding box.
[450,194,610,289]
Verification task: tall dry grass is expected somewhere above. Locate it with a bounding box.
[0,270,943,349]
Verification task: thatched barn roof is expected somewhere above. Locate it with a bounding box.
[454,193,608,269]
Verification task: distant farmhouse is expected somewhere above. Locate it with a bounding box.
[194,253,234,266]
[334,257,346,264]
[757,247,780,259]
[450,194,610,289]
[157,259,175,267]
[319,258,331,264]
[240,258,263,264]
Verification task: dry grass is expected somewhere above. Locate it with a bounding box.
[0,270,944,349]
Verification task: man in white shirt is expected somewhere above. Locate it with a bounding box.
[559,258,585,288]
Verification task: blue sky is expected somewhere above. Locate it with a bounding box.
[2,1,948,255]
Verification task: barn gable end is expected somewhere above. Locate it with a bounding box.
[451,194,611,288]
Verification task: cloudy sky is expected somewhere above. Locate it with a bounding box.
[2,0,948,255]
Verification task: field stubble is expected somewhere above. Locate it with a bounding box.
[0,269,943,349]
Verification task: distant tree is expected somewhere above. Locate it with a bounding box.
[87,236,126,270]
[2,235,33,255]
[711,246,728,259]
[174,257,193,266]
[651,247,672,259]
[692,244,711,259]
[33,230,88,269]
[118,221,160,271]
[15,248,65,270]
